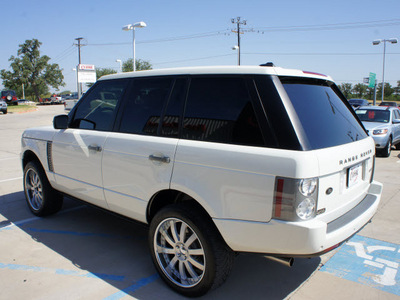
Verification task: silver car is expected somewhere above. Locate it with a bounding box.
[356,106,400,157]
[0,99,7,114]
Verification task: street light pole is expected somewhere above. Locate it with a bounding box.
[116,59,122,73]
[372,38,398,102]
[122,21,147,72]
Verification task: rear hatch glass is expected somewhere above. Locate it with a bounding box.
[280,78,368,150]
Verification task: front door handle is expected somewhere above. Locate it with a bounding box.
[149,154,170,164]
[88,144,102,152]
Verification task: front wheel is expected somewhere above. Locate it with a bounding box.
[380,138,392,157]
[149,203,234,297]
[23,161,63,216]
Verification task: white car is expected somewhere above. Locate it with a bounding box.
[21,65,383,297]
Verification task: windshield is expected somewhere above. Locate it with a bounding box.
[356,109,390,123]
[281,78,368,150]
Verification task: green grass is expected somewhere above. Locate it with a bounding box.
[8,104,37,113]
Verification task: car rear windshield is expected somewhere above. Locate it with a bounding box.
[1,90,16,96]
[281,77,368,150]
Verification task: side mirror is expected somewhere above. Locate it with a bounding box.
[53,114,69,129]
[393,119,400,124]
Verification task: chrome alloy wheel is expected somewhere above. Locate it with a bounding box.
[154,218,206,288]
[24,168,43,211]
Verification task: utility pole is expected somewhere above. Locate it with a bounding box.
[75,37,84,98]
[231,17,247,65]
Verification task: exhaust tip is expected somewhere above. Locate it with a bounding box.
[265,256,294,267]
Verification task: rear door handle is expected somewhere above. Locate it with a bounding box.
[149,154,170,164]
[88,144,102,152]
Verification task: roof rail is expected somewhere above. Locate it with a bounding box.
[259,62,275,67]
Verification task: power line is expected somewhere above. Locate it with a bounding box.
[86,30,229,47]
[51,45,76,63]
[244,52,400,56]
[253,18,400,33]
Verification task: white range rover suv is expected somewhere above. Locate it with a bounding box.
[21,65,383,297]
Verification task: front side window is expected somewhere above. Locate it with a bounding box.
[182,77,264,146]
[71,80,128,131]
[282,78,368,150]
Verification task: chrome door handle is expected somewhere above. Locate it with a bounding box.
[88,145,102,152]
[149,154,170,163]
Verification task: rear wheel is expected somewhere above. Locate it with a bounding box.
[149,203,234,297]
[23,161,63,216]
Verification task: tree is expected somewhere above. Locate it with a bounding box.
[122,58,152,72]
[352,83,367,98]
[0,39,64,101]
[376,82,394,100]
[338,83,353,98]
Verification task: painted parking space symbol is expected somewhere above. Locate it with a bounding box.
[321,235,400,296]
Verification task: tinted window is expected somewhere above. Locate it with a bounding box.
[161,78,187,138]
[282,78,368,150]
[356,109,390,123]
[71,80,128,131]
[394,110,400,119]
[182,77,264,146]
[119,78,173,135]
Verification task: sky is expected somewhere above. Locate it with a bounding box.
[1,0,399,93]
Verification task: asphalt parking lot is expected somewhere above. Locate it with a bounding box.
[0,105,399,299]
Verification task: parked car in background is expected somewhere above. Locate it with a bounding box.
[1,90,18,105]
[356,106,400,157]
[348,98,370,109]
[379,101,399,107]
[39,98,52,105]
[50,94,63,104]
[18,99,36,105]
[63,92,79,111]
[0,99,7,114]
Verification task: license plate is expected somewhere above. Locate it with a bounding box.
[347,163,362,187]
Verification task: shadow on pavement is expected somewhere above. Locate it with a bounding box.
[0,191,320,299]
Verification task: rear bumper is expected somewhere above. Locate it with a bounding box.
[214,181,383,256]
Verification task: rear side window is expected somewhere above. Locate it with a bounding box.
[119,78,173,135]
[281,78,368,150]
[182,77,264,146]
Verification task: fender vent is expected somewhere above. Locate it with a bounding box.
[47,141,54,172]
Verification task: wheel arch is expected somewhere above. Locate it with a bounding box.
[22,150,42,170]
[147,189,209,223]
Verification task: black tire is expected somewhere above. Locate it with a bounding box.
[2,110,6,114]
[395,142,400,150]
[23,161,63,216]
[149,203,234,297]
[380,138,392,158]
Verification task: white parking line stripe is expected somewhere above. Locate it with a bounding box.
[0,177,23,183]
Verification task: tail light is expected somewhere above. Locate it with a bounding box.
[273,177,318,221]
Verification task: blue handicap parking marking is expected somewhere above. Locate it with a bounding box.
[321,235,400,296]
